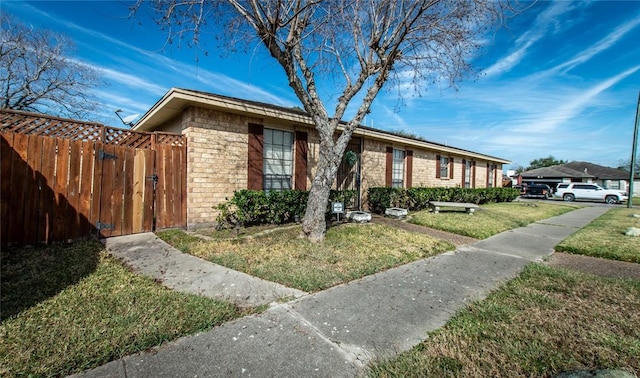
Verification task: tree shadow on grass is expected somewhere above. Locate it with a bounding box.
[0,239,102,321]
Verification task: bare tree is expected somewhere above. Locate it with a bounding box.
[0,13,102,119]
[135,0,512,242]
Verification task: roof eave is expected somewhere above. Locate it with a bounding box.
[134,88,510,164]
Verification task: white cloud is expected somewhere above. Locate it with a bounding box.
[546,13,640,75]
[483,1,576,77]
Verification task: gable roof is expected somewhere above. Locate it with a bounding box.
[134,87,510,164]
[563,161,631,180]
[520,161,635,180]
[520,165,593,179]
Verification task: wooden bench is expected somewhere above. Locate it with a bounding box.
[428,201,479,214]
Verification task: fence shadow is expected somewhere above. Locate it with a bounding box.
[0,240,101,321]
[1,132,101,321]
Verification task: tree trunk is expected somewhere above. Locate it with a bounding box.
[301,139,344,243]
[301,180,332,243]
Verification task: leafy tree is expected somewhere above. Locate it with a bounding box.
[134,0,515,242]
[525,156,567,171]
[0,13,102,119]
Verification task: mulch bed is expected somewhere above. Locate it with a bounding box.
[546,252,640,281]
[370,214,478,247]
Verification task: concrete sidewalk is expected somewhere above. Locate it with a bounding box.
[73,206,610,378]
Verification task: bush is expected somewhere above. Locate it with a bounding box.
[215,189,356,228]
[367,187,520,214]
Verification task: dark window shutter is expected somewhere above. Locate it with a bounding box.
[294,131,308,190]
[461,159,466,187]
[385,147,393,187]
[486,163,490,186]
[449,157,454,179]
[472,161,477,188]
[247,123,263,190]
[406,150,413,188]
[435,154,441,178]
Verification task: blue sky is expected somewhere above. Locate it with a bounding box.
[3,1,640,172]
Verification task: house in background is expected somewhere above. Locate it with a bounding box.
[134,88,510,229]
[518,161,638,195]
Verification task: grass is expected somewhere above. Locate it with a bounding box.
[556,207,640,263]
[368,264,640,377]
[408,202,579,239]
[0,240,245,377]
[157,223,454,292]
[196,223,292,239]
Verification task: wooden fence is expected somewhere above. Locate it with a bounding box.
[1,109,186,246]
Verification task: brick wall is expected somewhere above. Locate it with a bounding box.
[182,106,321,228]
[183,106,262,228]
[165,105,504,227]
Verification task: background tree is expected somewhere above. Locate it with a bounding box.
[135,0,513,242]
[525,155,567,171]
[616,157,640,173]
[0,13,102,119]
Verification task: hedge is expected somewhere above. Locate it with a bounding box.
[215,189,357,228]
[367,187,520,214]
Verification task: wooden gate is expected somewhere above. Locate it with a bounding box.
[0,109,186,246]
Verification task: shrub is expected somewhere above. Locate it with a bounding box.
[215,189,356,228]
[367,187,520,213]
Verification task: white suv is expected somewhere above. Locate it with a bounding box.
[554,183,628,204]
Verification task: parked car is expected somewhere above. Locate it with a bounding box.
[554,183,628,204]
[519,183,552,199]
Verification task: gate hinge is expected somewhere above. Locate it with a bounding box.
[96,222,115,230]
[98,150,118,160]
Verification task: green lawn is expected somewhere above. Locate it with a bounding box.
[158,223,454,292]
[0,241,245,377]
[368,264,640,377]
[408,202,579,239]
[555,207,640,263]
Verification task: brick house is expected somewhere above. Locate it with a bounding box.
[134,88,510,229]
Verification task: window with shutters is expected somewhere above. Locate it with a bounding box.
[263,128,293,191]
[464,160,472,188]
[439,156,449,179]
[392,149,405,188]
[487,164,496,188]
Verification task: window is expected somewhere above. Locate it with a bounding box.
[263,128,293,191]
[392,149,405,188]
[440,156,449,178]
[606,181,621,190]
[464,160,472,188]
[488,164,496,188]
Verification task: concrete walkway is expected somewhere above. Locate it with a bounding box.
[73,206,610,378]
[104,233,306,308]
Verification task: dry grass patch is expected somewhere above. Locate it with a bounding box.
[164,223,453,292]
[556,207,640,263]
[368,264,640,377]
[409,202,578,239]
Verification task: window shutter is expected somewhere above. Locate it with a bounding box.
[449,157,454,179]
[436,154,441,178]
[385,147,393,187]
[247,123,263,190]
[294,131,308,190]
[472,161,476,188]
[406,150,413,188]
[486,163,490,187]
[461,159,466,187]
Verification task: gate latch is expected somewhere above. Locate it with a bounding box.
[147,174,158,189]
